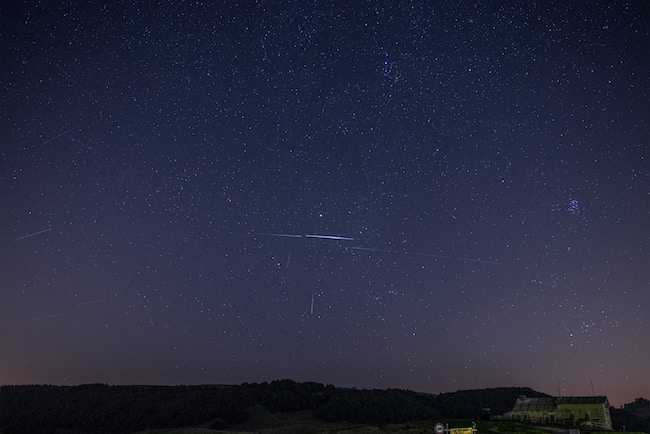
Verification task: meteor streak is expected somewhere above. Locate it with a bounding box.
[256,233,500,264]
[0,313,66,328]
[351,246,452,259]
[257,233,302,238]
[310,291,315,314]
[13,228,52,242]
[257,233,354,241]
[76,299,112,306]
[36,125,81,148]
[456,257,502,265]
[352,246,501,265]
[305,234,354,241]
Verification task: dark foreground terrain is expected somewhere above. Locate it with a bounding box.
[1,381,647,434]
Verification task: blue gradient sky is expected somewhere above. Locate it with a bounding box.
[1,0,648,407]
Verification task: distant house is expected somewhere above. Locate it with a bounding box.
[503,395,612,430]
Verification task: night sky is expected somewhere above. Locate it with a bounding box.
[1,1,648,407]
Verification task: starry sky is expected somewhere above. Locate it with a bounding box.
[1,0,648,408]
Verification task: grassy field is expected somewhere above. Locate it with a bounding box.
[130,407,648,434]
[132,415,646,434]
[132,428,647,434]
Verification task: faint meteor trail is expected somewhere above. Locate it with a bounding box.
[64,134,106,157]
[13,228,52,242]
[0,298,112,329]
[256,233,500,264]
[351,246,452,259]
[351,246,501,265]
[455,257,502,265]
[257,233,354,241]
[76,299,111,306]
[257,233,303,238]
[305,234,354,241]
[0,313,66,328]
[36,125,81,148]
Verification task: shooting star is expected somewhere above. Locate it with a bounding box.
[257,233,303,238]
[76,298,112,306]
[0,312,66,329]
[13,228,52,242]
[352,246,501,265]
[310,291,315,314]
[258,233,354,241]
[305,234,354,241]
[352,246,453,260]
[257,233,500,264]
[0,298,114,329]
[456,257,502,265]
[64,134,106,157]
[36,125,81,148]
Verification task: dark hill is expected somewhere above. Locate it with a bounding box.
[0,381,640,434]
[611,398,650,432]
[434,386,549,418]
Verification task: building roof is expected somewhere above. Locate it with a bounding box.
[509,395,610,413]
[511,397,556,412]
[555,396,609,405]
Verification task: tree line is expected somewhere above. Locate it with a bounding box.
[1,381,645,434]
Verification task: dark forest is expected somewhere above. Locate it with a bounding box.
[1,381,647,434]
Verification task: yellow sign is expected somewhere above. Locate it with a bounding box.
[450,428,474,434]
